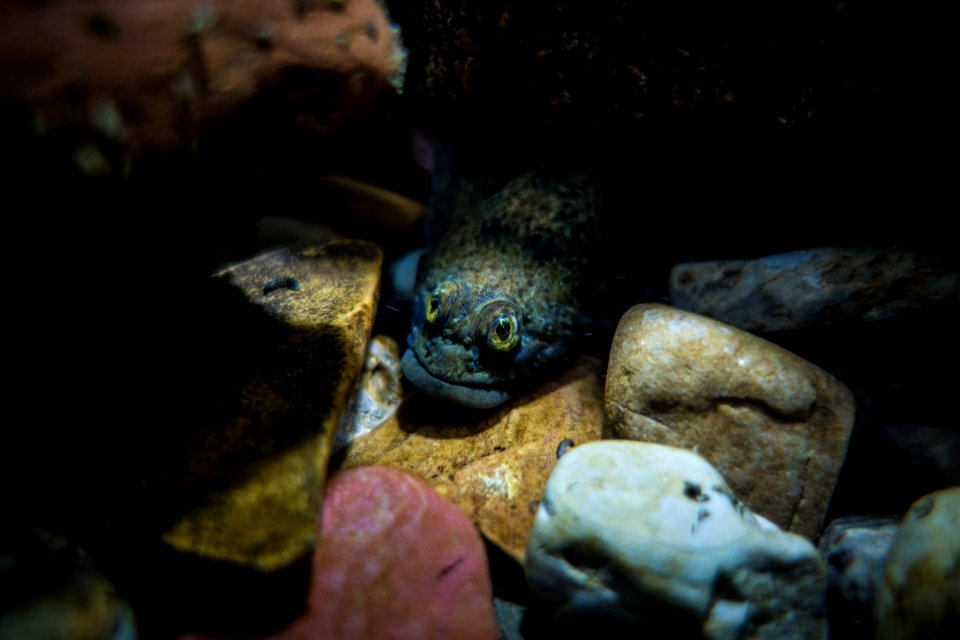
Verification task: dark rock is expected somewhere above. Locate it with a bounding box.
[0,529,137,640]
[829,422,960,520]
[669,248,960,333]
[394,1,950,156]
[819,516,898,640]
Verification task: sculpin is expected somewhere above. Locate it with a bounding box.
[402,172,601,408]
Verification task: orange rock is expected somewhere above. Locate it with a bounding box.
[340,356,605,562]
[0,0,404,171]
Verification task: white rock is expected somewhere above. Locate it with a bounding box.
[333,334,403,451]
[874,488,960,640]
[525,441,827,640]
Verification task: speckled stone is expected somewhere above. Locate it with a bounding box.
[818,516,899,638]
[339,356,604,562]
[161,241,381,572]
[874,488,960,640]
[333,334,404,452]
[525,441,828,639]
[669,248,960,332]
[605,304,855,539]
[0,0,405,172]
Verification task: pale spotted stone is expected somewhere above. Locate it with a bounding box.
[526,440,828,640]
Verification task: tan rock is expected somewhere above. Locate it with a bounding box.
[162,241,382,571]
[875,488,960,640]
[340,356,605,562]
[604,304,855,539]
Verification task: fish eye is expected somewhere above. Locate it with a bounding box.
[487,314,520,352]
[425,282,458,324]
[477,300,522,353]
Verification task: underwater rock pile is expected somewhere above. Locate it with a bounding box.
[3,2,957,640]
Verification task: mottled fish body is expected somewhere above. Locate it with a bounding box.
[402,172,600,408]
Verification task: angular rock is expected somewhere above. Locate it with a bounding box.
[0,0,406,171]
[0,529,137,640]
[605,304,855,538]
[669,248,959,333]
[818,516,899,639]
[161,241,381,572]
[340,356,605,562]
[333,334,404,452]
[183,466,498,640]
[874,488,960,640]
[525,441,828,639]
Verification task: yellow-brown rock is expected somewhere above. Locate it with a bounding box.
[162,241,381,572]
[340,356,605,562]
[605,304,855,539]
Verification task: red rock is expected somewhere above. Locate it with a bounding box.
[183,466,498,640]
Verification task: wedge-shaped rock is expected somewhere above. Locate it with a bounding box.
[605,304,854,538]
[162,241,381,571]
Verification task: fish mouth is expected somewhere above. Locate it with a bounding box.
[401,349,511,409]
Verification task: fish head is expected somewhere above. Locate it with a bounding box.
[402,277,567,409]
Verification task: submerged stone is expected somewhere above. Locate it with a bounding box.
[669,248,959,333]
[340,356,605,562]
[605,304,855,538]
[525,441,828,639]
[161,241,381,572]
[874,488,960,640]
